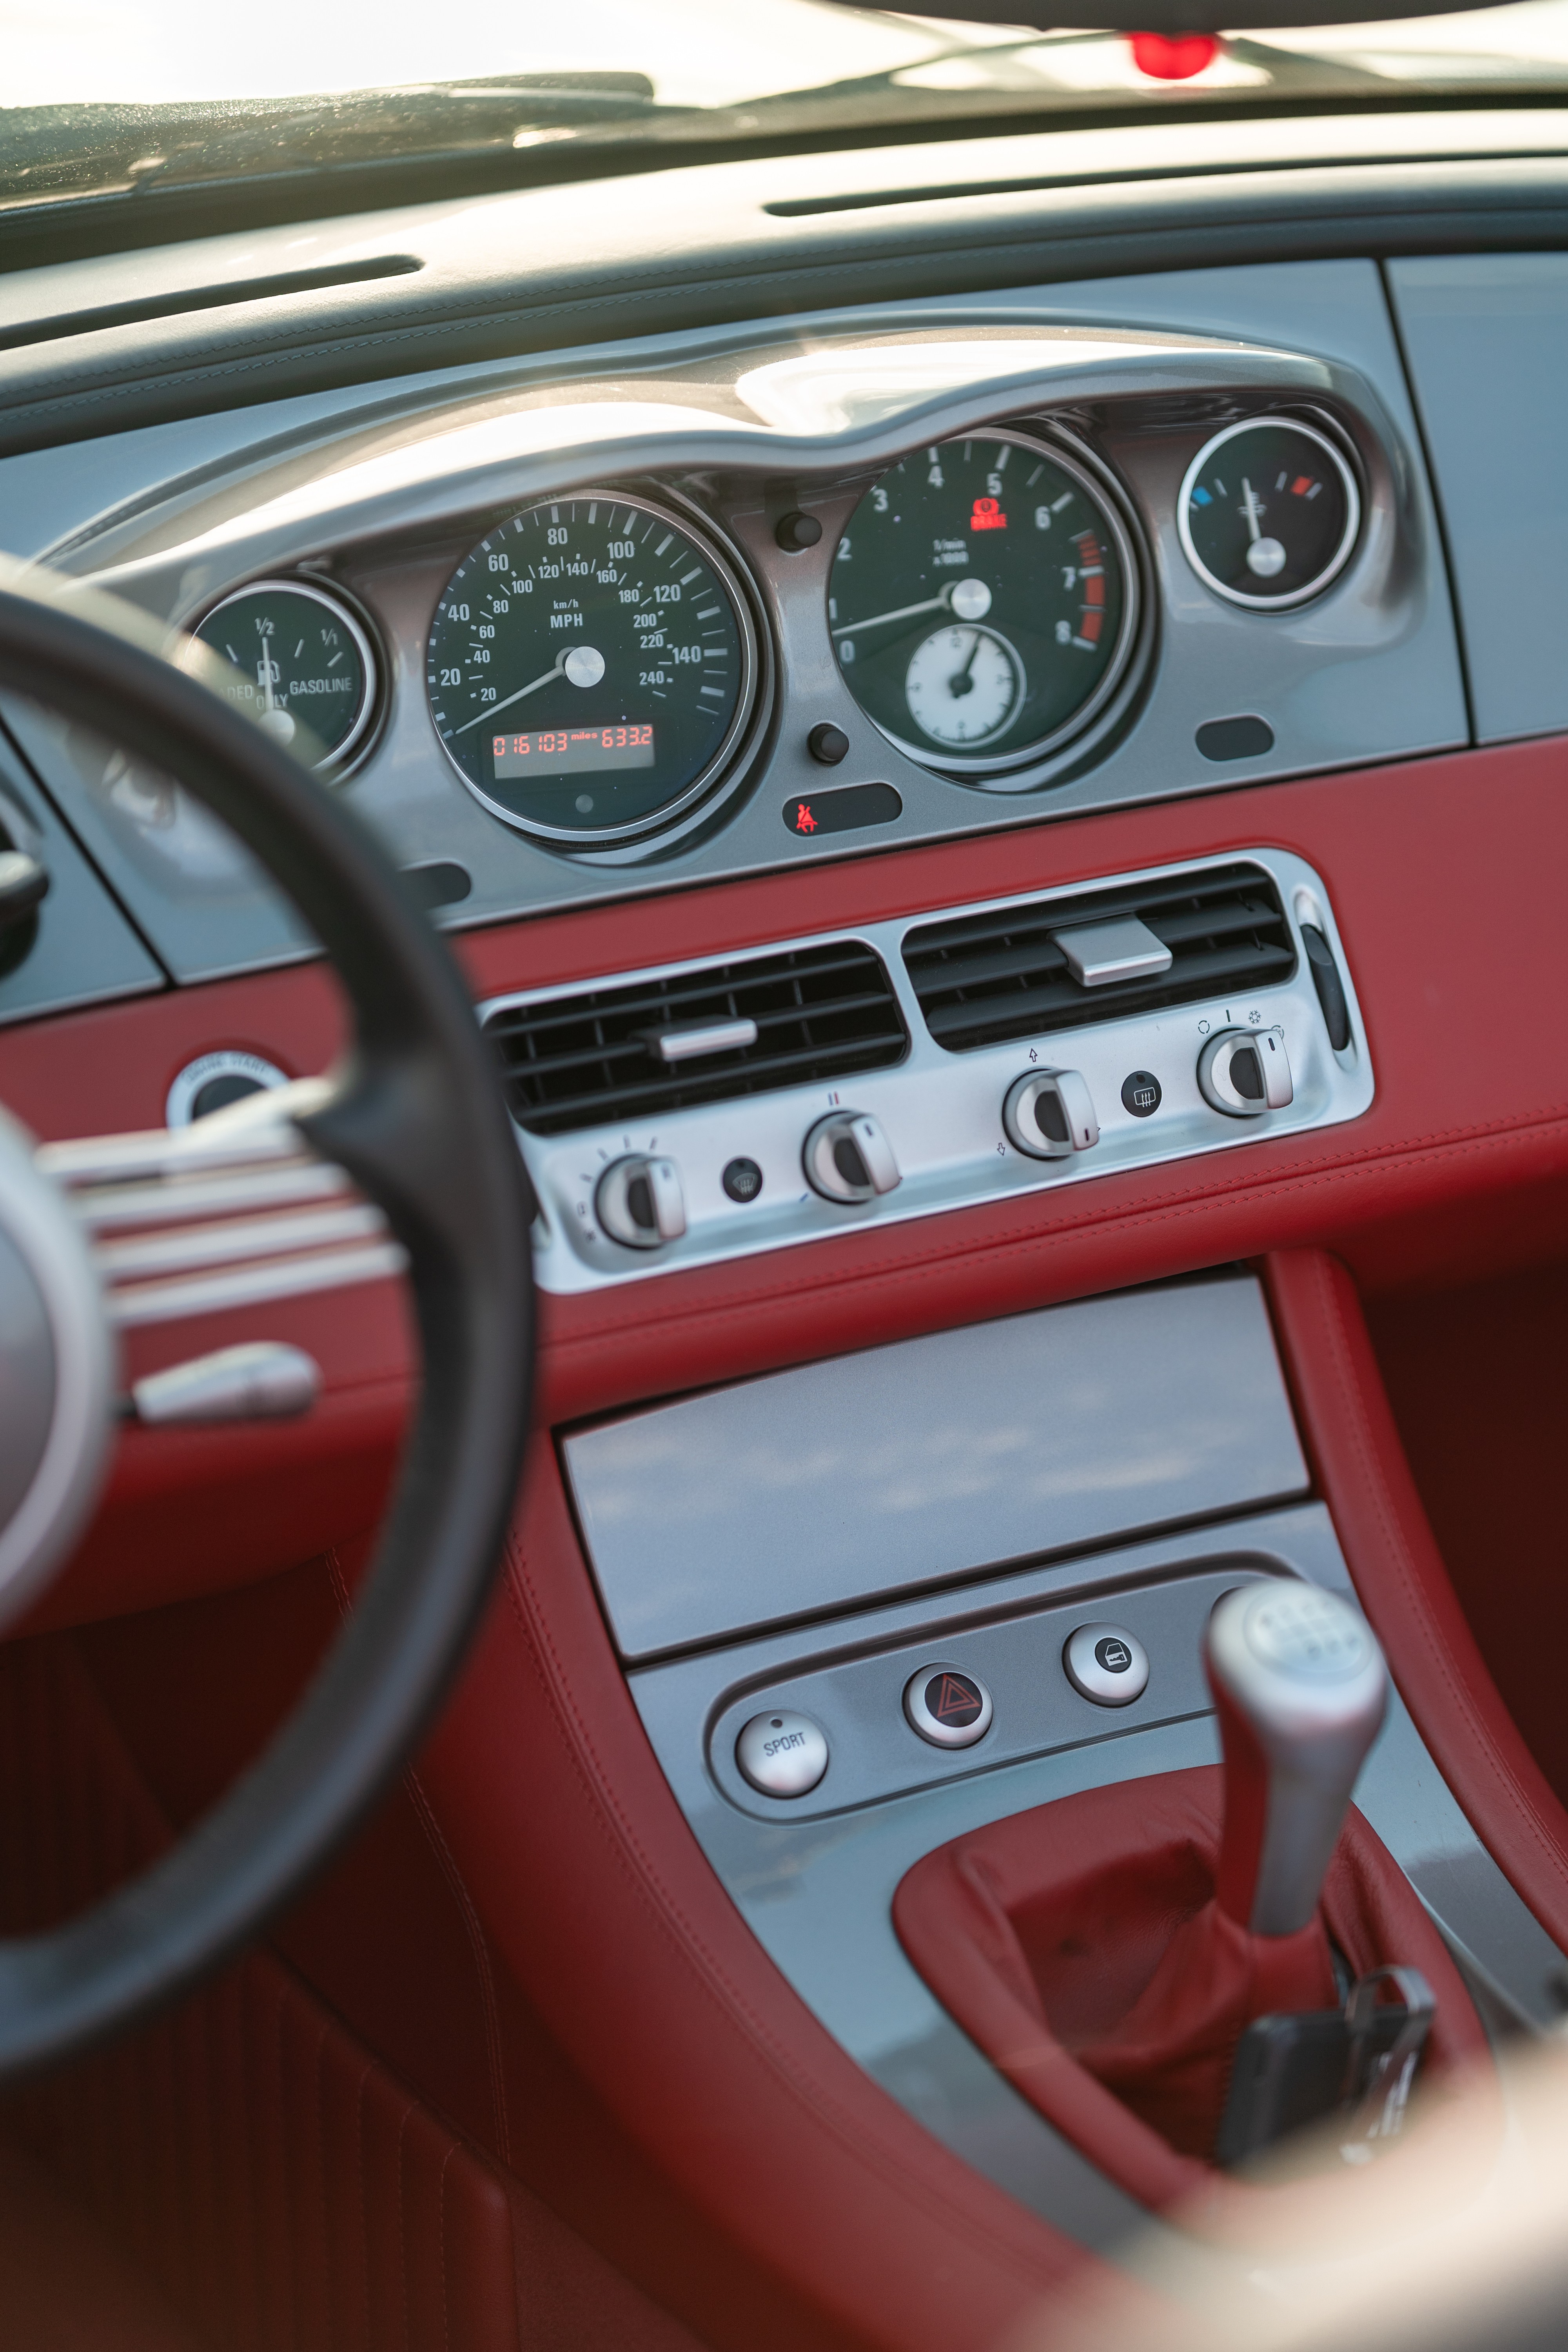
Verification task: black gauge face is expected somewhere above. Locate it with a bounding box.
[1179,419,1360,610]
[190,580,376,770]
[827,433,1135,775]
[426,496,754,842]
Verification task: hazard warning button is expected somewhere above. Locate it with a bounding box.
[903,1662,995,1750]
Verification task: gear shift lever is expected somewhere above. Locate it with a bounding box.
[1206,1582,1388,1937]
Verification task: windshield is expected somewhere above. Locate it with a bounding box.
[4,0,1568,220]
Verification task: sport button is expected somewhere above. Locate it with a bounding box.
[1063,1622,1150,1708]
[904,1663,995,1749]
[735,1710,829,1797]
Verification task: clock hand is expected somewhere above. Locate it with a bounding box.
[947,628,983,698]
[454,656,566,734]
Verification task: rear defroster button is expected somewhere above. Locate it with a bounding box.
[735,1710,829,1798]
[904,1664,994,1749]
[1063,1623,1150,1708]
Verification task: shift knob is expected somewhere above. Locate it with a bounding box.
[1206,1583,1387,1936]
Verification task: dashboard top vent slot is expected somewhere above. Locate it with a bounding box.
[903,862,1296,1053]
[485,941,908,1136]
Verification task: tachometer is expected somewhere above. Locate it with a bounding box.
[827,431,1138,776]
[426,495,757,843]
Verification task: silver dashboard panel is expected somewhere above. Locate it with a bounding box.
[0,737,163,1026]
[1388,253,1568,747]
[562,1272,1308,1659]
[0,259,1463,987]
[630,1499,1565,2248]
[496,846,1372,1294]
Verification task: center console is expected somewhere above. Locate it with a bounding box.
[563,1271,1562,2240]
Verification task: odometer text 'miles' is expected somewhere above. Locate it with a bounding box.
[426,496,752,842]
[828,432,1135,778]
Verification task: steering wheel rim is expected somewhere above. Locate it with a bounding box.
[0,568,534,2080]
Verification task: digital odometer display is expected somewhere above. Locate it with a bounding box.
[426,496,753,841]
[828,432,1136,775]
[492,725,655,778]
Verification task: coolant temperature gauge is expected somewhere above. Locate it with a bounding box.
[188,578,378,773]
[1179,417,1360,611]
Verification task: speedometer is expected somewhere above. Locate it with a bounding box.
[426,494,758,843]
[828,430,1139,777]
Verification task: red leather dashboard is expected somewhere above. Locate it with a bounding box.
[4,730,1564,1631]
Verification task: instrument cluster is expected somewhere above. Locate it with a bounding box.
[180,408,1369,858]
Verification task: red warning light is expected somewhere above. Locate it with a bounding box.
[1127,30,1218,79]
[791,801,818,833]
[969,496,1007,532]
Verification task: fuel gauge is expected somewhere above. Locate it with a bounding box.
[188,579,378,773]
[1179,418,1360,611]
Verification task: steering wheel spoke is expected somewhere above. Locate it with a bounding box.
[37,1079,407,1327]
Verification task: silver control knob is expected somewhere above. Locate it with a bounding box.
[802,1111,900,1203]
[1198,1025,1293,1118]
[595,1154,686,1250]
[1003,1069,1099,1161]
[1206,1582,1387,1936]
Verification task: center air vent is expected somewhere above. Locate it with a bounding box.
[485,942,907,1135]
[903,863,1295,1053]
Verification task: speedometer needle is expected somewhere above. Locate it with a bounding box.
[453,656,566,734]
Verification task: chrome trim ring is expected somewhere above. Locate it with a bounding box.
[1178,416,1362,613]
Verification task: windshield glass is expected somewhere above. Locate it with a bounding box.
[4,0,1568,216]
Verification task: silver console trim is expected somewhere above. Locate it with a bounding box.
[563,1272,1309,1661]
[628,1500,1567,2243]
[485,845,1372,1294]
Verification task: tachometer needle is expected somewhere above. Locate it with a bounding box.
[453,656,566,733]
[831,589,951,639]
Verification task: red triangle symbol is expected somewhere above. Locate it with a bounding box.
[934,1675,978,1719]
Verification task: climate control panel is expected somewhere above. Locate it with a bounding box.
[480,847,1369,1292]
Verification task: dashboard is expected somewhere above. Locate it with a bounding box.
[0,249,1490,1287]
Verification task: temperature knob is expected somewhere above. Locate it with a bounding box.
[802,1111,900,1204]
[1002,1069,1098,1161]
[595,1154,686,1250]
[1197,1026,1293,1119]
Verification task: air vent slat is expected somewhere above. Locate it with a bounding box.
[904,863,1296,1053]
[486,942,907,1134]
[487,946,880,1041]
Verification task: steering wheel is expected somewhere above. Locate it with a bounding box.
[0,565,534,2079]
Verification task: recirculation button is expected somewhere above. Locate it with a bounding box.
[1063,1623,1150,1707]
[736,1710,829,1797]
